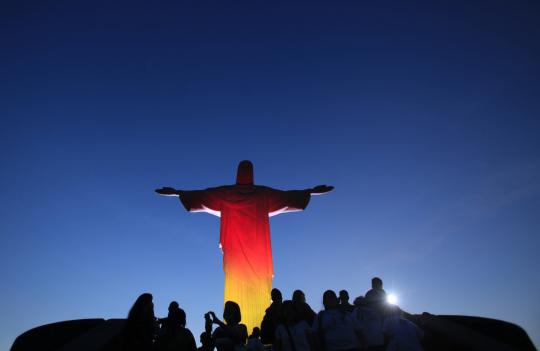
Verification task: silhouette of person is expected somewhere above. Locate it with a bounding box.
[261,288,283,344]
[365,277,387,309]
[274,300,312,351]
[351,296,384,351]
[292,290,316,326]
[246,327,265,351]
[382,307,424,351]
[209,301,248,351]
[158,301,181,336]
[156,160,333,330]
[198,331,213,351]
[154,307,197,351]
[122,293,156,351]
[249,327,262,339]
[312,290,360,351]
[352,296,365,308]
[338,290,354,314]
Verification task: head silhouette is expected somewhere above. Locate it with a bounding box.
[236,160,254,185]
[292,290,306,304]
[167,307,187,328]
[323,290,338,310]
[339,290,349,304]
[372,277,383,289]
[250,327,261,338]
[281,300,298,325]
[353,296,365,307]
[200,331,211,346]
[127,293,154,321]
[271,288,283,304]
[168,301,179,312]
[223,300,242,326]
[177,308,187,327]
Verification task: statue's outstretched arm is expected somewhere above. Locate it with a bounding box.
[308,185,334,195]
[155,187,183,196]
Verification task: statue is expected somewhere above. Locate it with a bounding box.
[156,160,333,330]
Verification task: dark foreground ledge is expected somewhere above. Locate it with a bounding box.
[11,314,536,351]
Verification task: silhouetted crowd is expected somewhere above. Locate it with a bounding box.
[121,278,424,351]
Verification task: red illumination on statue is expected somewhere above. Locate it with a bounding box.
[156,160,333,330]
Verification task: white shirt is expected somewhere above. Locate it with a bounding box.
[274,321,312,351]
[312,309,359,351]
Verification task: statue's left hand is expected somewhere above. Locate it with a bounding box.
[310,185,334,195]
[155,187,180,196]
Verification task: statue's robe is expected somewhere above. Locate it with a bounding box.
[180,184,310,330]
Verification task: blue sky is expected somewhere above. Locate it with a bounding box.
[1,1,539,349]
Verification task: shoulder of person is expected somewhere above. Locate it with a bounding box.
[315,310,330,325]
[182,328,195,337]
[315,310,325,319]
[296,320,311,331]
[275,324,286,335]
[238,323,248,335]
[212,326,224,337]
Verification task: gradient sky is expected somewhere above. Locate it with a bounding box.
[1,1,540,349]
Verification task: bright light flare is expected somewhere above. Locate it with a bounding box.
[387,293,398,305]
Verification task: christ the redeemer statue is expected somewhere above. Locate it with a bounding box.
[155,160,333,330]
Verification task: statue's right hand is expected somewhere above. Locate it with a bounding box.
[310,185,334,195]
[155,187,180,196]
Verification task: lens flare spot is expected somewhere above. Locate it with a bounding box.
[387,293,398,305]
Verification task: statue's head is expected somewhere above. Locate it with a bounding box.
[236,160,254,185]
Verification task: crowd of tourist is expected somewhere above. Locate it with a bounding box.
[120,277,424,351]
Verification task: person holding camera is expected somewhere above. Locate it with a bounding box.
[206,301,248,351]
